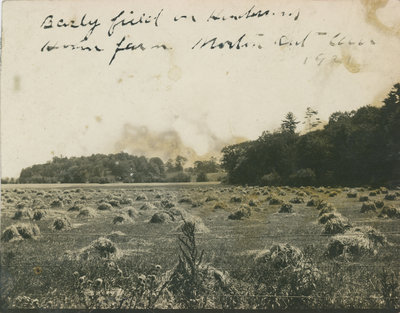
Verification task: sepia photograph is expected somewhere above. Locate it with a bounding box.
[1,0,400,310]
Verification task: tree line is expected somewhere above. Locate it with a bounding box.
[8,152,221,184]
[16,153,166,183]
[220,83,400,187]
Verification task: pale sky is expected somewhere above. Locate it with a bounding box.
[1,0,400,178]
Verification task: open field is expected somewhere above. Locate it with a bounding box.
[1,183,399,309]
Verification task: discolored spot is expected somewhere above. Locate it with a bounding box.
[341,49,361,73]
[113,124,248,169]
[168,65,182,81]
[13,75,21,91]
[361,0,400,37]
[95,116,102,123]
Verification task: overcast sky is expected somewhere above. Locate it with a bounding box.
[1,0,400,178]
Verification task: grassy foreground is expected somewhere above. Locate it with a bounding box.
[1,183,399,309]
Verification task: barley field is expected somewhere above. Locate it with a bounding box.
[1,183,399,309]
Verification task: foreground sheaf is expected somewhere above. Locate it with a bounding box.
[1,184,399,309]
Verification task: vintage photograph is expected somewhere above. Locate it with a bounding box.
[1,0,399,310]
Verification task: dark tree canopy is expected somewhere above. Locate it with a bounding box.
[18,152,167,183]
[221,83,400,187]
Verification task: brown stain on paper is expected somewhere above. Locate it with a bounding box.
[114,124,199,162]
[361,0,400,37]
[114,124,247,165]
[168,65,182,81]
[341,48,361,73]
[13,75,21,92]
[167,49,182,82]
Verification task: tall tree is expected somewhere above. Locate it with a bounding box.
[281,112,300,134]
[303,107,321,132]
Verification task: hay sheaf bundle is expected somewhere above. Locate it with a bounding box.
[205,195,218,202]
[80,194,91,201]
[16,201,27,209]
[174,215,210,233]
[230,196,242,203]
[327,234,372,258]
[149,212,172,224]
[77,207,97,218]
[1,223,40,242]
[316,200,329,210]
[6,198,15,204]
[154,193,162,199]
[289,196,304,204]
[360,201,377,213]
[160,199,175,209]
[374,200,385,209]
[228,207,251,220]
[139,202,157,211]
[53,216,72,231]
[353,226,387,246]
[67,237,121,261]
[50,199,63,208]
[33,210,47,221]
[67,204,83,212]
[327,226,387,258]
[136,193,148,201]
[248,199,259,207]
[108,199,121,208]
[32,199,47,210]
[347,191,358,198]
[323,215,351,234]
[255,243,304,269]
[253,243,321,296]
[178,197,193,204]
[2,226,23,242]
[112,213,133,224]
[279,203,294,213]
[318,203,336,216]
[306,197,319,207]
[12,208,33,220]
[97,203,112,211]
[379,187,388,194]
[119,197,134,205]
[191,200,204,208]
[126,207,138,218]
[213,201,228,210]
[384,194,397,201]
[379,205,400,218]
[319,212,347,225]
[112,215,125,224]
[269,197,283,205]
